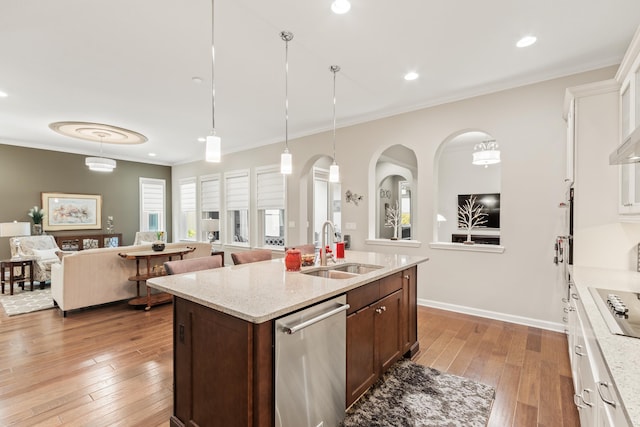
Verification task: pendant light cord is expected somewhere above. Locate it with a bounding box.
[211,0,216,133]
[281,31,293,151]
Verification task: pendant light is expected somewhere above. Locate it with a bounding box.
[206,0,221,163]
[280,31,294,175]
[329,65,341,183]
[472,139,500,168]
[85,132,116,172]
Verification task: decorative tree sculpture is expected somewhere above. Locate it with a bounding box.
[458,196,488,243]
[385,201,401,240]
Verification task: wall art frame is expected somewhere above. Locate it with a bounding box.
[41,192,102,231]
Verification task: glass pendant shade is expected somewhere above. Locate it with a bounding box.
[329,162,340,183]
[280,148,292,174]
[206,134,221,162]
[85,156,116,172]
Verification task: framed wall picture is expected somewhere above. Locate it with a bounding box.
[41,192,102,231]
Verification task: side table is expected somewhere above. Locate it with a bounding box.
[1,257,37,295]
[119,246,196,311]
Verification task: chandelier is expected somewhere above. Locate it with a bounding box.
[472,140,500,167]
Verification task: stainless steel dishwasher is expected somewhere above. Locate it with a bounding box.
[275,294,349,427]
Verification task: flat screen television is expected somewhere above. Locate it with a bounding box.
[457,193,500,229]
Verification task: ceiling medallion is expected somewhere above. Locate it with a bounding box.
[48,121,147,145]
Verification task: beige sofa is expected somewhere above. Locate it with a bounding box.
[51,242,212,315]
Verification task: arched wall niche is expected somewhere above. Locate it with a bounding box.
[297,154,341,246]
[368,144,418,241]
[433,129,501,245]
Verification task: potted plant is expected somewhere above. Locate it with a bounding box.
[27,205,45,235]
[152,231,165,251]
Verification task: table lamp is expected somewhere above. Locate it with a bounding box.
[0,221,31,258]
[202,219,219,243]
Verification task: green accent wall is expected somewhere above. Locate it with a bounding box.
[0,144,172,260]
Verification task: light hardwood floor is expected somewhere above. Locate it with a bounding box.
[0,300,579,426]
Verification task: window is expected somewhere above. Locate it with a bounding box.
[179,178,197,241]
[139,177,166,233]
[225,170,250,245]
[256,166,285,247]
[200,174,220,242]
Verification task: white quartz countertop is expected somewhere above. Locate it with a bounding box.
[147,250,428,324]
[572,266,640,426]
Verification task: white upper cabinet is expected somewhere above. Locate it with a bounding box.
[615,27,640,214]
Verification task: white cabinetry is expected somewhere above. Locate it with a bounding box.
[616,27,640,215]
[568,289,630,427]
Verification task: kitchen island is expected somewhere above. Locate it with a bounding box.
[147,250,428,427]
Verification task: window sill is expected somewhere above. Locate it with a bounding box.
[365,239,422,248]
[429,242,505,253]
[224,243,251,249]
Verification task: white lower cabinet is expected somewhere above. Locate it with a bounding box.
[569,288,630,427]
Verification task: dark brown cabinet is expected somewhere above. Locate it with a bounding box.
[346,268,416,407]
[172,297,273,427]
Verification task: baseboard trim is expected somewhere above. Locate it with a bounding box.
[417,298,566,333]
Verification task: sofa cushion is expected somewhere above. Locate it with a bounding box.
[33,248,59,261]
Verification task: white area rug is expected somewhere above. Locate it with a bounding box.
[0,285,54,316]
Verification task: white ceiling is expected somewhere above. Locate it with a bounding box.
[1,0,639,166]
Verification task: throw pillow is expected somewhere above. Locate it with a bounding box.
[139,240,155,245]
[32,248,60,261]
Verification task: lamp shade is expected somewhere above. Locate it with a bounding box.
[206,135,221,163]
[0,221,31,237]
[280,149,292,174]
[202,218,220,232]
[472,149,501,166]
[85,156,116,172]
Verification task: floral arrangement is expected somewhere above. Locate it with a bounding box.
[27,206,45,224]
[155,231,165,242]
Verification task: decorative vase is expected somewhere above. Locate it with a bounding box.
[285,248,302,272]
[151,242,165,252]
[33,224,42,235]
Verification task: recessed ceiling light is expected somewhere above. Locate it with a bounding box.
[404,72,419,81]
[148,152,157,157]
[198,137,206,142]
[516,35,537,48]
[192,77,203,84]
[331,0,351,14]
[0,91,8,97]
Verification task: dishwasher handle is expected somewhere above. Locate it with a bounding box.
[282,303,350,335]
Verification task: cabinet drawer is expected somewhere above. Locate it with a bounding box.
[379,272,402,297]
[347,281,380,315]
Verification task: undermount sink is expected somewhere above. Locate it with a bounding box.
[301,263,383,279]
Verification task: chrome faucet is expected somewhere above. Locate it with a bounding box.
[320,220,336,266]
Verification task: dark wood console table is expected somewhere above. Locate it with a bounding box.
[119,246,195,311]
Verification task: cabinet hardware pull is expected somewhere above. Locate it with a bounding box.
[281,303,350,334]
[403,275,410,280]
[597,381,617,407]
[581,388,594,407]
[574,344,586,356]
[574,394,587,409]
[375,306,387,314]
